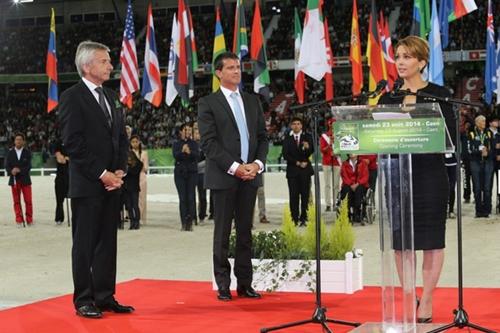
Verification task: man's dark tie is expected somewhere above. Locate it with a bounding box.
[95,87,112,127]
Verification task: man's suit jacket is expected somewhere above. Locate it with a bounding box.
[282,132,314,178]
[198,90,268,190]
[5,148,32,186]
[58,81,128,198]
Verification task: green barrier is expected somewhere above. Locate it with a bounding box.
[147,148,175,167]
[145,144,283,167]
[31,152,44,168]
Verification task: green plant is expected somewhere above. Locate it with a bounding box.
[327,198,355,260]
[303,202,330,259]
[227,200,356,292]
[281,205,307,259]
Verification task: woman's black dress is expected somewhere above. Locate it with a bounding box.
[378,82,456,250]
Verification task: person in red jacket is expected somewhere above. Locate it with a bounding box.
[340,154,369,223]
[358,154,378,191]
[320,118,341,212]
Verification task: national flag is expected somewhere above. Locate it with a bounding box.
[141,3,162,107]
[298,0,331,81]
[324,16,334,101]
[448,0,477,21]
[366,0,387,105]
[349,0,363,96]
[439,0,477,48]
[212,7,227,92]
[46,8,58,113]
[496,31,500,105]
[176,0,195,106]
[485,0,496,105]
[294,8,305,104]
[250,0,270,101]
[439,0,451,48]
[119,0,139,109]
[233,0,249,61]
[428,0,444,86]
[410,0,431,37]
[379,12,397,89]
[187,6,198,70]
[166,14,179,106]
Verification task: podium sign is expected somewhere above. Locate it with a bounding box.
[332,103,452,333]
[333,118,446,154]
[332,103,454,155]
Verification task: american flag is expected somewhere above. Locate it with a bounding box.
[119,0,139,109]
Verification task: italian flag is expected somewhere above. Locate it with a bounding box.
[298,0,330,82]
[294,8,305,104]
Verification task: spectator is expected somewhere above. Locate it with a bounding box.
[124,136,144,230]
[340,154,369,224]
[173,123,198,231]
[467,115,495,218]
[282,117,314,226]
[5,132,33,227]
[54,138,69,225]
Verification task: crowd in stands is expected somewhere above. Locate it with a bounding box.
[1,1,499,157]
[1,1,498,75]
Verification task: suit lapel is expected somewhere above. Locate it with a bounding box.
[215,90,238,129]
[241,92,253,134]
[103,88,117,130]
[79,81,112,131]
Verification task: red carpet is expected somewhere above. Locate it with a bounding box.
[1,280,499,333]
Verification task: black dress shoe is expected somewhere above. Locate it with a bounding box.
[217,289,232,301]
[97,300,135,313]
[76,305,102,318]
[417,317,432,323]
[236,286,261,298]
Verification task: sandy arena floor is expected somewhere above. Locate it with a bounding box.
[0,173,499,309]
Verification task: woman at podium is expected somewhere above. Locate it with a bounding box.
[378,36,456,323]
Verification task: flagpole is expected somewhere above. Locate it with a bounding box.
[260,102,361,333]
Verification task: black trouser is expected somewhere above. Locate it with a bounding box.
[340,184,366,221]
[462,159,472,201]
[446,165,457,214]
[287,173,311,223]
[209,191,214,217]
[470,160,494,215]
[54,177,68,222]
[212,181,257,290]
[125,189,140,229]
[71,192,120,308]
[174,170,197,228]
[368,169,378,192]
[196,173,207,220]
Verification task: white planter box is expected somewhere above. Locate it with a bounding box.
[212,252,363,294]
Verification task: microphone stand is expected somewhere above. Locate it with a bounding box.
[260,99,361,333]
[393,89,494,333]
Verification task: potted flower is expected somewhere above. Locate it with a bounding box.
[212,199,363,294]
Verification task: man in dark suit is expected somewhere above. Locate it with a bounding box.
[5,132,33,227]
[58,41,133,318]
[198,52,268,301]
[282,117,314,226]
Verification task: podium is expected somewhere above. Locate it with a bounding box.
[331,103,454,333]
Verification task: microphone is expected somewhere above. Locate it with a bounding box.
[390,78,404,97]
[367,80,388,97]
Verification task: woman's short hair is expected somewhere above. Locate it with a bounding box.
[395,36,429,65]
[74,41,110,77]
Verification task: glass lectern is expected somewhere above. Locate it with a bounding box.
[331,103,454,333]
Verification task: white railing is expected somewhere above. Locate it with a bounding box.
[7,164,290,177]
